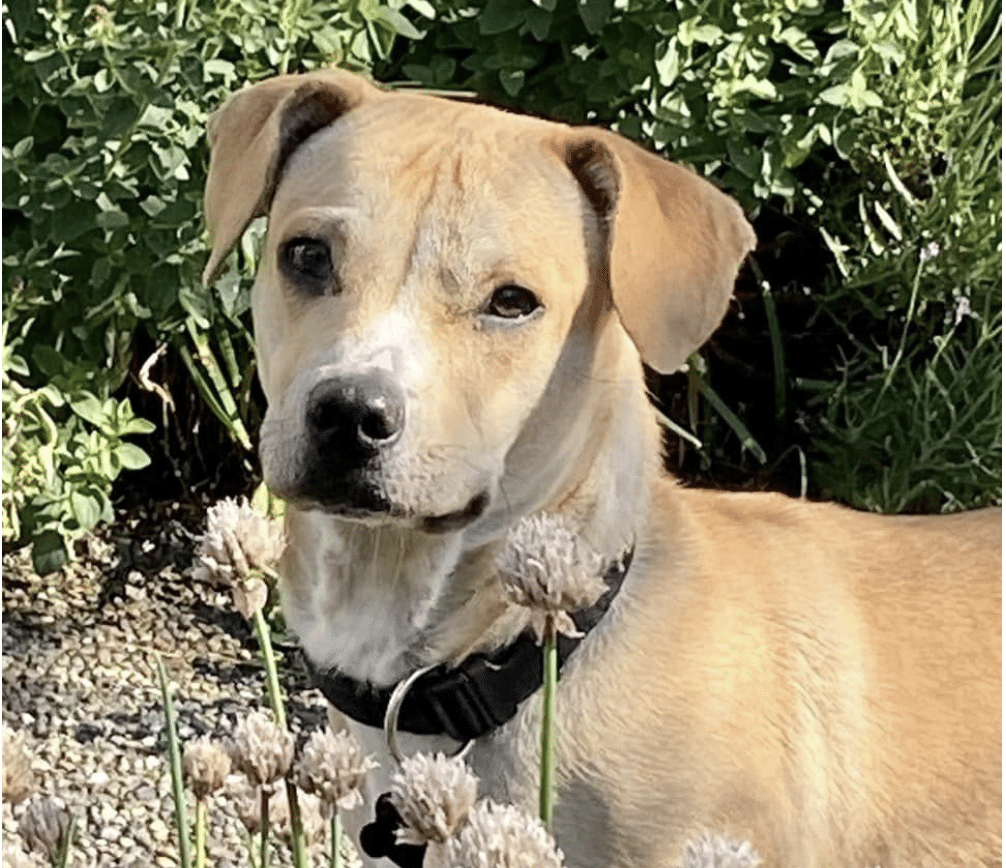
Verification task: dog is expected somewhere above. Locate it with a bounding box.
[202,68,1001,867]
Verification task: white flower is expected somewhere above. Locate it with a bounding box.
[390,753,479,845]
[293,727,378,816]
[232,575,270,620]
[495,513,606,642]
[919,241,940,263]
[682,833,761,868]
[183,736,231,799]
[232,711,295,791]
[191,496,285,587]
[445,800,564,868]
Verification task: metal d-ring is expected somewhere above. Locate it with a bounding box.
[384,663,474,765]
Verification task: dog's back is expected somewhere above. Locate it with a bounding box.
[571,486,1001,866]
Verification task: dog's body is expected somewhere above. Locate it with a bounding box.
[203,69,1002,867]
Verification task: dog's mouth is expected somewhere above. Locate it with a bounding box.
[292,485,490,533]
[420,491,490,534]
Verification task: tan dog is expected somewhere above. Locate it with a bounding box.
[203,69,1002,868]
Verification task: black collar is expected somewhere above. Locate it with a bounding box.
[309,544,634,743]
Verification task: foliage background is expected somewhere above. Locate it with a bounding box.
[2,0,1001,573]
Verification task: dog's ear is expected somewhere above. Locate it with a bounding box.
[202,69,382,286]
[555,130,756,373]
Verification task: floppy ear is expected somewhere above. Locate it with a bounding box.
[202,69,382,286]
[556,130,756,373]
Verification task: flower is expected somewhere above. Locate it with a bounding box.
[183,736,232,799]
[293,727,378,817]
[232,575,270,620]
[445,799,564,868]
[232,711,295,791]
[495,513,606,642]
[681,833,761,868]
[228,780,325,844]
[919,241,940,263]
[389,752,479,846]
[191,497,285,587]
[18,798,71,861]
[2,726,34,806]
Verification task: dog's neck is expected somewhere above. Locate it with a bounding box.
[279,320,661,688]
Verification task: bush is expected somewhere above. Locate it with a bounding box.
[3,0,1000,572]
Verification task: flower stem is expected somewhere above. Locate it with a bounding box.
[283,779,308,868]
[260,789,271,868]
[54,815,75,868]
[194,798,207,868]
[156,654,193,868]
[251,606,287,729]
[539,614,557,834]
[330,811,343,868]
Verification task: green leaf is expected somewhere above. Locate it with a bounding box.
[252,481,287,522]
[179,286,213,329]
[499,69,525,97]
[406,0,436,17]
[678,16,722,46]
[120,417,156,436]
[70,394,107,427]
[726,139,760,179]
[32,530,69,576]
[140,195,167,217]
[22,48,56,63]
[70,491,103,530]
[116,443,152,470]
[776,25,818,61]
[882,152,919,206]
[96,210,130,230]
[479,0,525,35]
[698,380,768,464]
[429,56,457,85]
[371,7,423,40]
[577,0,613,34]
[872,200,903,242]
[525,4,553,40]
[12,136,34,159]
[203,58,235,80]
[50,202,96,244]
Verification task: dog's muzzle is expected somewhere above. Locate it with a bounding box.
[281,373,405,513]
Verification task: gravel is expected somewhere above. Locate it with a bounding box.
[1,505,358,867]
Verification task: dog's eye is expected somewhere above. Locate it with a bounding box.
[486,285,540,320]
[282,237,333,290]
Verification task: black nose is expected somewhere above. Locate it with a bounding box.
[305,375,405,458]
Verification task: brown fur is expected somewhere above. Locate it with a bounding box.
[204,69,1002,867]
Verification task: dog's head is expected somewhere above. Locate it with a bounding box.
[203,70,754,531]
